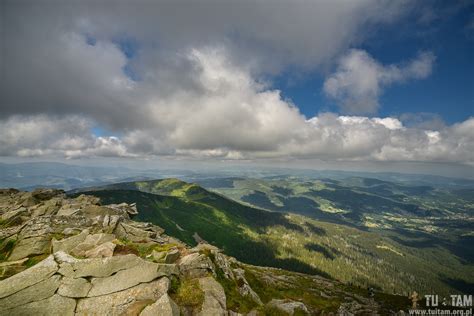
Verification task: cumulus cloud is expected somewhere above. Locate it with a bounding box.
[324,49,435,114]
[1,0,412,121]
[1,111,473,165]
[0,116,133,159]
[0,47,472,166]
[1,1,472,167]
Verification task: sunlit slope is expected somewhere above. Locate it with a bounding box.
[73,179,474,296]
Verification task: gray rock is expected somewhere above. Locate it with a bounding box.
[70,233,115,257]
[165,249,180,263]
[108,203,138,216]
[267,299,310,315]
[58,276,91,298]
[1,207,28,221]
[53,250,77,264]
[140,293,180,316]
[197,276,227,316]
[107,215,121,231]
[233,268,262,305]
[51,228,89,253]
[56,205,80,216]
[78,205,126,217]
[193,232,207,244]
[84,241,116,258]
[157,263,179,276]
[118,222,156,241]
[179,253,215,279]
[61,227,82,235]
[76,277,169,315]
[0,254,58,298]
[8,235,50,261]
[87,259,165,296]
[65,254,142,278]
[5,294,76,316]
[0,275,61,312]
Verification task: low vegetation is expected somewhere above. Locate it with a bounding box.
[73,178,474,296]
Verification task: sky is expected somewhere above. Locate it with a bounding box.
[1,0,473,177]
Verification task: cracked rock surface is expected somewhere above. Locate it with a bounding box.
[0,188,395,315]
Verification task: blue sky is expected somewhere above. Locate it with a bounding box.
[1,0,473,175]
[273,3,474,124]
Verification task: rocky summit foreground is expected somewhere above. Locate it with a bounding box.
[0,188,409,315]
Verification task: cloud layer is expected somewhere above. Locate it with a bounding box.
[1,1,473,167]
[1,46,472,165]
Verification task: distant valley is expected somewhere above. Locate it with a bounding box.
[71,177,474,296]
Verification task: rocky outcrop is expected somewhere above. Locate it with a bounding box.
[197,276,227,316]
[0,255,58,298]
[179,252,215,278]
[76,278,169,315]
[0,188,397,315]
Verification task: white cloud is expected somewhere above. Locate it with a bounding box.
[1,53,473,166]
[1,1,472,169]
[324,49,435,114]
[0,116,133,159]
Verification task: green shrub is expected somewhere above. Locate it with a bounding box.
[173,278,205,308]
[0,238,17,261]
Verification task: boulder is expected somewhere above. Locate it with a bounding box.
[21,195,38,207]
[8,236,50,261]
[165,249,180,264]
[214,252,234,280]
[266,299,310,315]
[30,198,61,217]
[197,276,227,316]
[233,268,262,305]
[62,227,82,235]
[0,255,58,298]
[6,294,76,316]
[55,206,80,217]
[1,207,28,221]
[108,202,138,216]
[140,293,180,316]
[69,233,115,257]
[0,274,61,312]
[58,277,91,298]
[51,228,89,253]
[107,215,121,231]
[78,205,126,218]
[179,252,214,279]
[115,222,157,241]
[61,254,142,278]
[157,263,179,276]
[87,259,166,297]
[76,277,169,315]
[84,241,116,258]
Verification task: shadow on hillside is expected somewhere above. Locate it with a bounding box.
[232,238,332,279]
[440,275,474,294]
[390,229,474,264]
[75,190,331,279]
[304,243,341,260]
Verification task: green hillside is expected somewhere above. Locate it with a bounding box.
[73,179,474,296]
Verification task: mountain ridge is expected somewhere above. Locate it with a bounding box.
[70,178,474,296]
[0,187,413,315]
